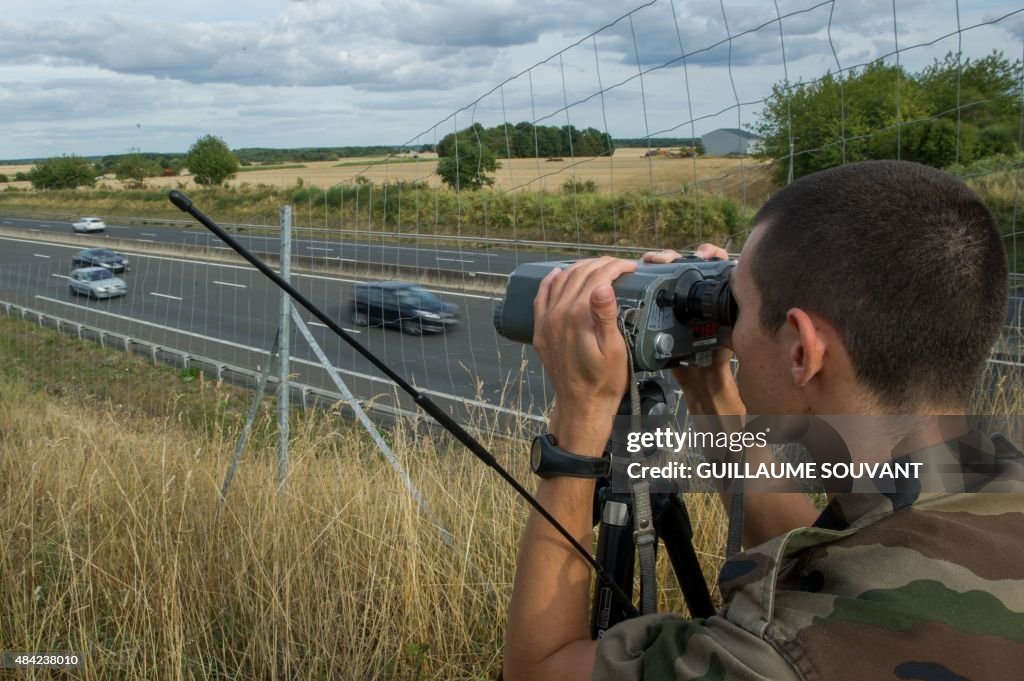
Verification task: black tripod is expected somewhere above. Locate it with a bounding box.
[589,378,716,639]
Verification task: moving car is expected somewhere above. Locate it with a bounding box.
[72,217,106,233]
[68,267,127,300]
[71,247,129,273]
[351,281,460,335]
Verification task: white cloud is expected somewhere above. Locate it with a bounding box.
[0,0,1020,158]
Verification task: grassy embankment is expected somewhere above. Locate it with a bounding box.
[0,182,754,252]
[0,314,727,679]
[2,296,1021,679]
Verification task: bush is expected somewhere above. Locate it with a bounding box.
[27,155,97,190]
[562,178,598,194]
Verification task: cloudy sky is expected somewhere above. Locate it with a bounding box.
[2,0,1022,159]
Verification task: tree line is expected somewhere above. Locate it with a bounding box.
[432,122,616,190]
[18,135,240,189]
[436,122,615,160]
[755,50,1021,184]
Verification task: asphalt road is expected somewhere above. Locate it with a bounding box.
[0,214,595,277]
[0,232,552,423]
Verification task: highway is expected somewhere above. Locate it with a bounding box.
[0,230,553,424]
[0,214,600,277]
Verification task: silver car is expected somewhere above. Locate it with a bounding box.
[68,267,127,299]
[72,217,106,233]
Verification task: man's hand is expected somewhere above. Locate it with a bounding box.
[533,256,638,446]
[642,246,736,409]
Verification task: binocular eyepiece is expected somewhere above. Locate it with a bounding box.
[656,275,737,328]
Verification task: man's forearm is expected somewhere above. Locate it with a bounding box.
[503,414,606,681]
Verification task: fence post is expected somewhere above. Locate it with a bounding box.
[277,205,292,487]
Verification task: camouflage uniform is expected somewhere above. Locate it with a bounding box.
[593,432,1024,680]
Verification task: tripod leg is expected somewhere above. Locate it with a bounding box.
[654,494,716,620]
[591,494,636,638]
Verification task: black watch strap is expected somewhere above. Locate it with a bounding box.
[531,433,610,479]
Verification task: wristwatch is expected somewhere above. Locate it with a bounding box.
[531,433,611,479]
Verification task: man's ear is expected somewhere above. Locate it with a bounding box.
[785,308,826,387]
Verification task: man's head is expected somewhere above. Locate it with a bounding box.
[730,160,1007,414]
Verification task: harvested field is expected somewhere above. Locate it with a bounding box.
[0,150,777,206]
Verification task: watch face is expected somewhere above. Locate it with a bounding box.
[531,436,543,472]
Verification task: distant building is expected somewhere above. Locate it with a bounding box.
[701,128,764,156]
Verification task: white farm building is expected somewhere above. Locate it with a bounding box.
[701,128,764,156]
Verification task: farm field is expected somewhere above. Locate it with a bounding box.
[0,151,777,206]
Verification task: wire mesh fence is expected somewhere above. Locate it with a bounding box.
[0,0,1021,429]
[1,3,1023,677]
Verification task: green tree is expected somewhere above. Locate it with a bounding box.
[755,51,1021,184]
[115,149,161,185]
[436,122,614,160]
[27,155,97,189]
[184,134,239,186]
[436,140,501,190]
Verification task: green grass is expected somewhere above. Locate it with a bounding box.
[236,164,307,173]
[333,158,425,168]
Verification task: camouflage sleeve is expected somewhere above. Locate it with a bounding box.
[592,613,801,681]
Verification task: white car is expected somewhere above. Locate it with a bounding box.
[72,217,106,233]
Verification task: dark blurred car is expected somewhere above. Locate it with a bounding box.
[71,247,130,273]
[351,281,460,335]
[68,267,127,299]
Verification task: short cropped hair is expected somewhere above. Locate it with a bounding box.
[750,160,1007,409]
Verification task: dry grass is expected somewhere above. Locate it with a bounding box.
[0,318,728,680]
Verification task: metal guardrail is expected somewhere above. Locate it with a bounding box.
[0,301,541,439]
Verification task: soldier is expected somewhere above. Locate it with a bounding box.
[503,160,1024,681]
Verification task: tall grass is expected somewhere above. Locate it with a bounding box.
[0,318,728,679]
[0,182,753,249]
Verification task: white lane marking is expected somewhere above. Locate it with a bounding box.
[150,292,182,301]
[40,223,51,227]
[29,229,40,232]
[307,246,334,252]
[213,281,247,289]
[140,233,157,237]
[212,246,231,250]
[31,295,541,420]
[1,220,10,224]
[477,271,509,278]
[34,254,50,259]
[309,320,361,334]
[136,239,156,243]
[51,273,69,280]
[0,236,503,300]
[435,257,474,263]
[106,225,129,229]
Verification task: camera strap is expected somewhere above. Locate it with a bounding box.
[618,313,658,616]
